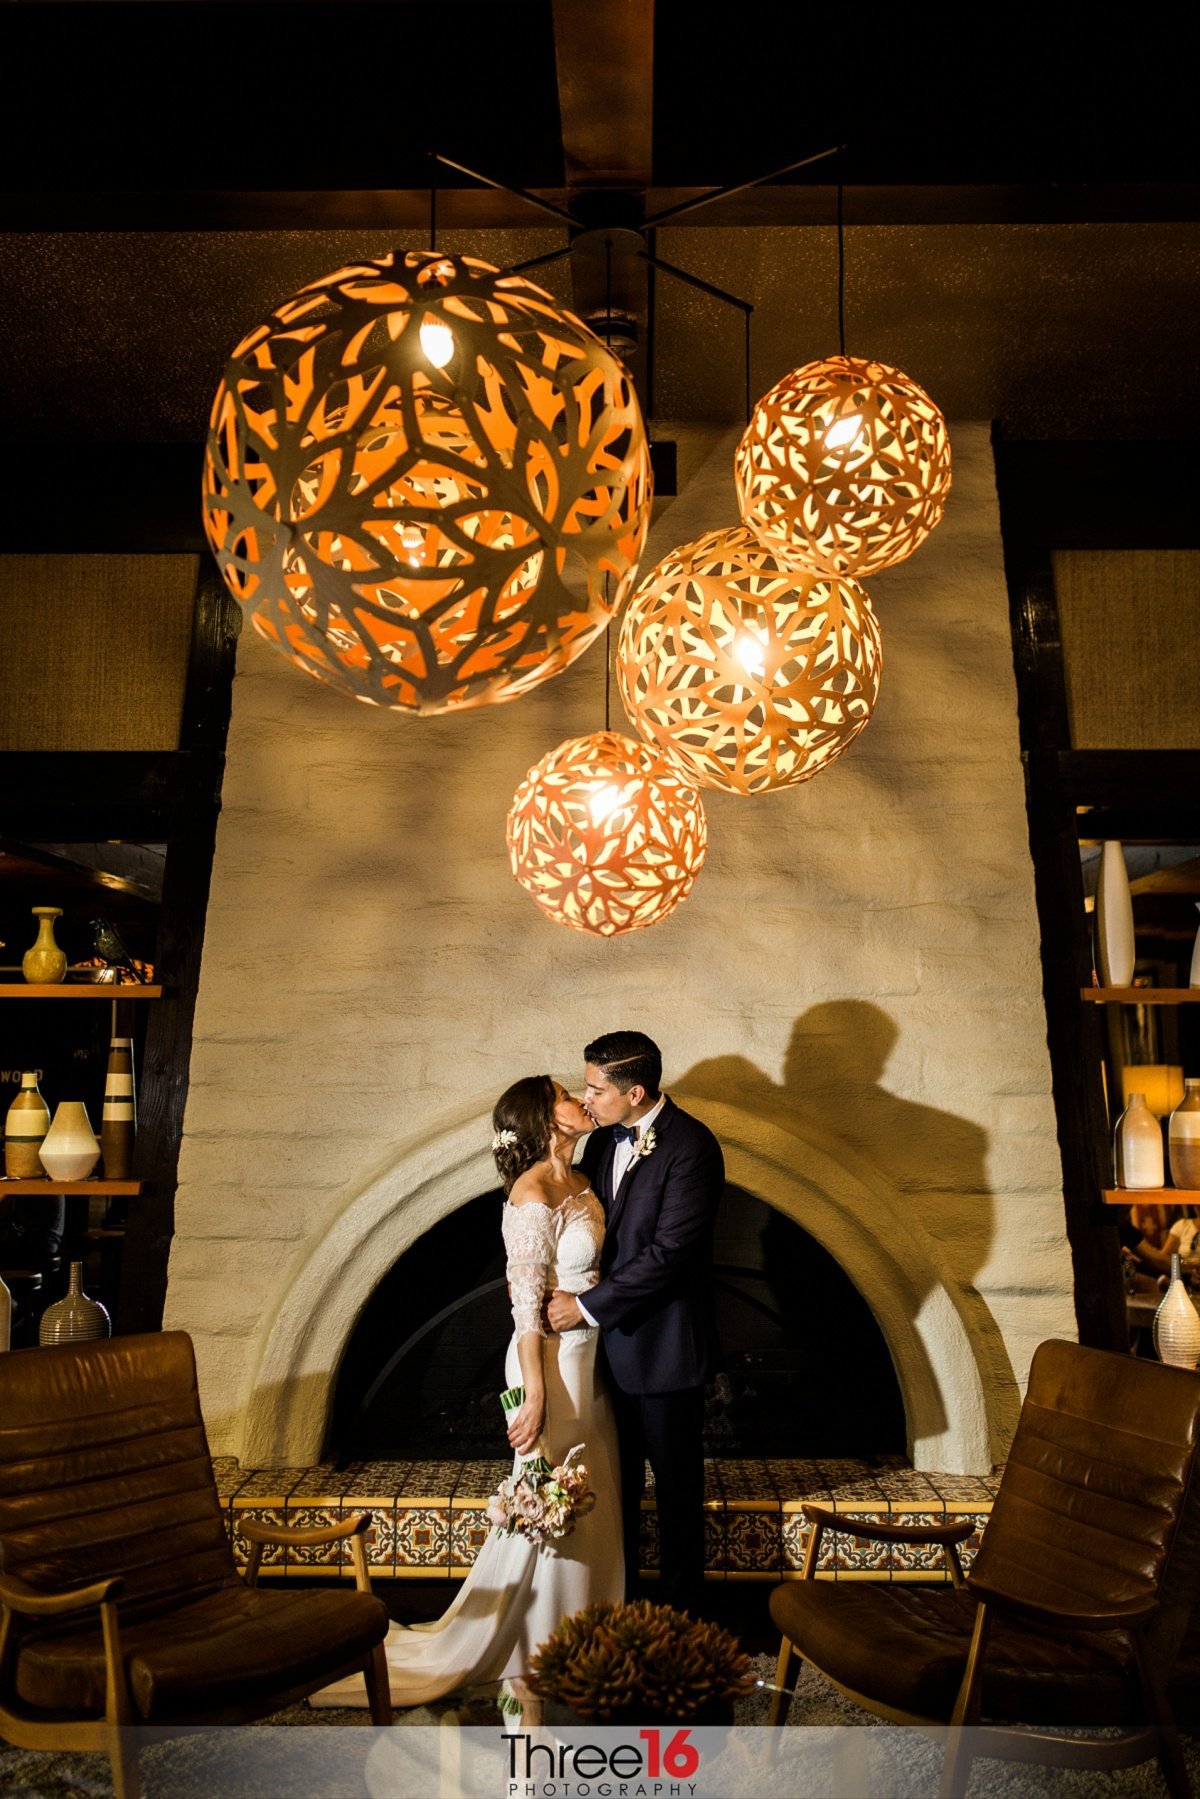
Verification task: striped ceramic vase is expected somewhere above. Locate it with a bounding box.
[39,1263,111,1345]
[100,1037,136,1179]
[4,1072,50,1178]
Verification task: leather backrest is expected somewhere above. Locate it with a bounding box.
[971,1338,1200,1675]
[0,1333,236,1616]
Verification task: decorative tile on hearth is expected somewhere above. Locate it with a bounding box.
[396,1462,456,1504]
[780,1510,815,1574]
[770,1461,832,1508]
[342,1462,412,1498]
[875,1469,940,1502]
[931,1475,997,1505]
[229,1506,288,1575]
[702,1460,723,1503]
[715,1459,776,1501]
[451,1461,510,1501]
[944,1510,990,1569]
[234,1468,308,1505]
[395,1505,451,1571]
[211,1457,243,1501]
[886,1512,954,1577]
[450,1507,493,1569]
[825,1514,892,1577]
[724,1508,783,1576]
[287,1464,353,1502]
[703,1507,726,1576]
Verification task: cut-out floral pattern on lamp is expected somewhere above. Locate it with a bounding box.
[618,524,882,794]
[507,731,707,936]
[735,355,951,578]
[203,251,652,714]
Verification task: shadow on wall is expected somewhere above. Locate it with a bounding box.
[680,1000,1007,1440]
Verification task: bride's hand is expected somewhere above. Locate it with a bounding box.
[507,1394,546,1457]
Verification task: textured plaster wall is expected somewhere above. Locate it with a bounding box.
[164,422,1075,1470]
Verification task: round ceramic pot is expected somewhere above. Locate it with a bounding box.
[39,1101,101,1181]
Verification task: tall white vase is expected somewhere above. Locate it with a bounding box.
[1154,1254,1200,1369]
[1095,840,1135,987]
[39,1101,100,1181]
[1114,1092,1164,1189]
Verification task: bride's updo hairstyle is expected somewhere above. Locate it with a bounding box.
[492,1074,556,1193]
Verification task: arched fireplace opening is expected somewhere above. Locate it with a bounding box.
[328,1182,905,1464]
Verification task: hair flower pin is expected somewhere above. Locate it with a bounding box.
[631,1126,657,1160]
[492,1128,519,1151]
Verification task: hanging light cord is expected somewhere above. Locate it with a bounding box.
[604,571,612,732]
[744,309,752,425]
[604,239,614,735]
[837,179,846,357]
[428,148,438,252]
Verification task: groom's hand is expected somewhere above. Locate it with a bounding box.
[547,1289,583,1332]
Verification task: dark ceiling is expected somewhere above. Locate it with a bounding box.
[2,1,1199,452]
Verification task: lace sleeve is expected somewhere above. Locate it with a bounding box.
[503,1203,556,1338]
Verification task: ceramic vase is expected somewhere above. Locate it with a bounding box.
[1095,841,1135,988]
[1114,1091,1164,1190]
[1169,1080,1200,1192]
[22,907,67,985]
[100,1037,136,1179]
[0,1275,10,1353]
[38,1262,110,1345]
[4,1072,50,1179]
[1190,905,1200,989]
[1154,1254,1200,1369]
[39,1101,100,1182]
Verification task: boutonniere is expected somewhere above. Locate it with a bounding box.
[631,1126,657,1160]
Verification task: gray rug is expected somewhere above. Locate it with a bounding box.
[1,1655,1192,1796]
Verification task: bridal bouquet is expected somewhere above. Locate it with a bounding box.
[487,1385,595,1547]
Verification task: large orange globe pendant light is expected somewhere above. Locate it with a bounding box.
[507,730,708,936]
[202,251,652,714]
[618,525,881,794]
[735,354,951,578]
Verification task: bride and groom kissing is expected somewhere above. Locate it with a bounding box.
[315,1028,724,1709]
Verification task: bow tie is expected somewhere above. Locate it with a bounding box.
[612,1123,639,1144]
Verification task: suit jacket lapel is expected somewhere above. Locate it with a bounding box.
[606,1096,676,1234]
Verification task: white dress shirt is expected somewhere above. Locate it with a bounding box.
[576,1094,667,1329]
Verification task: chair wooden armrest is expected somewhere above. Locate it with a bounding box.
[801,1504,976,1547]
[798,1503,972,1586]
[966,1576,1157,1634]
[0,1571,124,1617]
[237,1512,374,1548]
[236,1511,377,1593]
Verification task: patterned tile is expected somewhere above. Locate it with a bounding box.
[232,1468,306,1504]
[886,1511,954,1576]
[876,1470,940,1501]
[703,1509,725,1576]
[451,1460,511,1499]
[210,1456,243,1500]
[287,1464,352,1500]
[284,1505,358,1576]
[724,1509,783,1575]
[341,1462,411,1498]
[825,1514,892,1577]
[396,1462,456,1503]
[451,1506,495,1567]
[780,1511,815,1572]
[395,1504,451,1569]
[930,1475,997,1504]
[770,1461,832,1507]
[714,1459,776,1500]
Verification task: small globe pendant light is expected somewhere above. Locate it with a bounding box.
[203,250,652,714]
[507,730,708,936]
[735,355,951,578]
[618,525,882,794]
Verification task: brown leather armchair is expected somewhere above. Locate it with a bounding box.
[769,1338,1200,1799]
[0,1332,391,1799]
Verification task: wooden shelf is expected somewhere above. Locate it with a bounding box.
[1104,1189,1200,1207]
[0,1180,142,1196]
[1081,988,1200,1004]
[0,984,162,1000]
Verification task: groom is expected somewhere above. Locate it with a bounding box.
[546,1030,724,1617]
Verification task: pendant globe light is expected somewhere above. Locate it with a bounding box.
[735,355,951,578]
[507,730,707,936]
[202,250,652,714]
[618,525,881,794]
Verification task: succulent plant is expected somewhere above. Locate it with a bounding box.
[527,1599,755,1722]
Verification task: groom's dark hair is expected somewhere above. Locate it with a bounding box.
[584,1030,662,1098]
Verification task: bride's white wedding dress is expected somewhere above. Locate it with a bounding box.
[311,1185,623,1707]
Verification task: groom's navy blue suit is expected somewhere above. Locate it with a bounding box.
[580,1096,724,1613]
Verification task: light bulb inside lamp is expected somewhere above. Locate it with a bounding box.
[734,632,767,679]
[419,317,455,369]
[824,413,864,452]
[589,783,623,824]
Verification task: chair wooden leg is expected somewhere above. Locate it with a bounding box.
[767,1635,794,1727]
[1133,1634,1192,1799]
[106,1725,142,1799]
[364,1642,393,1726]
[939,1601,990,1799]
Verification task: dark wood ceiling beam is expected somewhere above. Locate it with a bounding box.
[551,0,654,193]
[4,183,1198,235]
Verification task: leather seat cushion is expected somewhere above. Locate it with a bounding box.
[17,1582,389,1719]
[771,1582,1139,1725]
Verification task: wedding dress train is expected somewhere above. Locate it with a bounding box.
[311,1185,623,1707]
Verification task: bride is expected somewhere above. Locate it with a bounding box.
[311,1075,623,1707]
